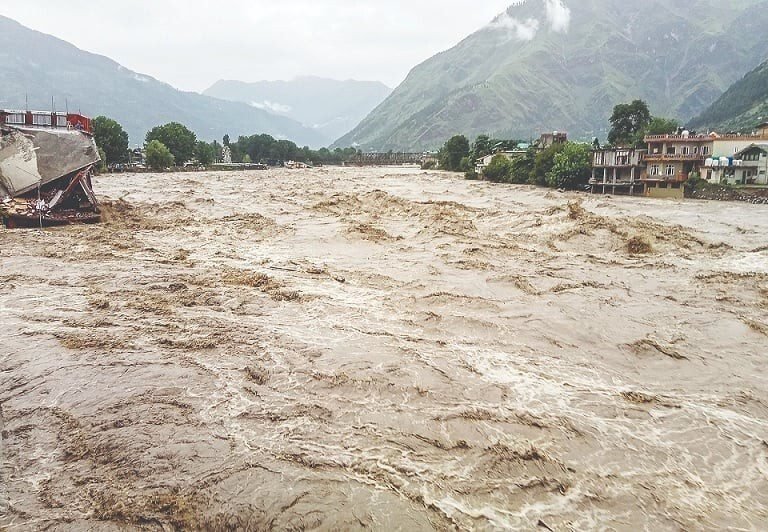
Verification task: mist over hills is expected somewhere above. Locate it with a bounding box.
[335,0,768,151]
[204,77,391,147]
[0,15,325,147]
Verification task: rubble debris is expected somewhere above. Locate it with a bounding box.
[0,112,102,228]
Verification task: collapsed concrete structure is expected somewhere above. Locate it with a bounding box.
[0,111,101,228]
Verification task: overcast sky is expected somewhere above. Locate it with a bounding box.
[0,0,511,92]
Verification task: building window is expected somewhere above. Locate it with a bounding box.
[682,146,690,155]
[595,152,605,165]
[702,146,709,155]
[650,165,660,176]
[56,115,67,127]
[5,113,25,124]
[615,151,629,165]
[32,113,52,126]
[693,146,699,154]
[667,146,676,155]
[666,165,675,176]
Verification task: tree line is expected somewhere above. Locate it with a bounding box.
[435,99,679,190]
[436,133,592,189]
[91,117,361,170]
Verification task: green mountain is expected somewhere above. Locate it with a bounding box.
[0,16,325,147]
[690,58,768,131]
[204,77,391,146]
[335,0,768,151]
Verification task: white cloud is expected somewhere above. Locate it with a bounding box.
[489,13,541,41]
[544,0,571,33]
[250,101,292,114]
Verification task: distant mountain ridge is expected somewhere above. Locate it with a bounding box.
[204,77,391,146]
[690,58,768,131]
[335,0,768,151]
[0,15,325,147]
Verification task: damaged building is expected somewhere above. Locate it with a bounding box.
[0,110,101,228]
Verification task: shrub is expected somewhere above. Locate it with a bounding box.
[483,154,513,183]
[546,143,592,189]
[145,140,175,170]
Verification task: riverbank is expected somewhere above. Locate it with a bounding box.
[686,179,768,204]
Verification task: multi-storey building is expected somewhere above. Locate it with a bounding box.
[538,131,567,150]
[734,144,768,185]
[641,122,768,195]
[641,132,714,198]
[590,147,646,195]
[701,123,768,184]
[0,110,92,133]
[705,144,768,185]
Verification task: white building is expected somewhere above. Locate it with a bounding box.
[704,144,768,185]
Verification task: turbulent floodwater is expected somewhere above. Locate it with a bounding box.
[1,167,767,530]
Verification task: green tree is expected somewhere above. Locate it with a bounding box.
[97,147,107,172]
[439,135,470,171]
[608,100,651,146]
[145,140,175,170]
[531,142,566,186]
[145,122,197,165]
[483,154,513,183]
[92,116,129,165]
[243,154,252,163]
[195,141,217,166]
[471,134,493,160]
[211,140,222,162]
[644,117,680,136]
[546,143,592,189]
[508,148,536,184]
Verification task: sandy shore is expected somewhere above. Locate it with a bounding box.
[1,167,767,530]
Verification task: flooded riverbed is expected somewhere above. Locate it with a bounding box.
[2,167,767,530]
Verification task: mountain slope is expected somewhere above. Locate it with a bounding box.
[204,77,391,146]
[335,0,768,151]
[0,16,325,147]
[690,58,768,131]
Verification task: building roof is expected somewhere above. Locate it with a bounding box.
[734,144,768,157]
[592,146,646,152]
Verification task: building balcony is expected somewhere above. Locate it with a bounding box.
[644,134,714,142]
[592,162,644,168]
[644,153,705,162]
[641,173,688,183]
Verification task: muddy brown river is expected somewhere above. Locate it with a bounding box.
[1,167,767,530]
